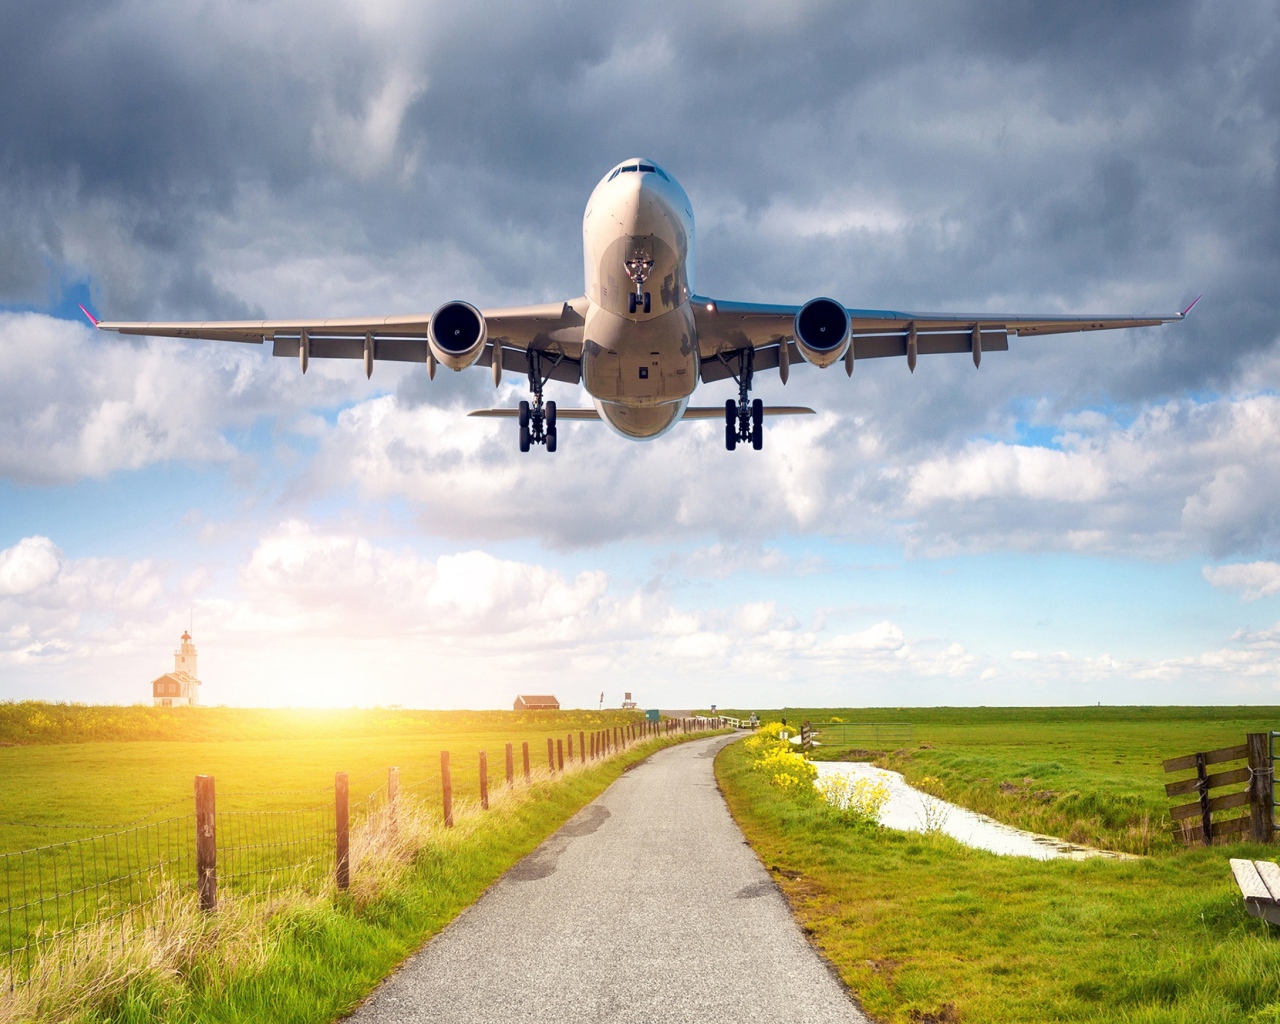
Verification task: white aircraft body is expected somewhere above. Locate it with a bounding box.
[86,158,1196,451]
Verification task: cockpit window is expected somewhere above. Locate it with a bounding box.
[610,163,666,181]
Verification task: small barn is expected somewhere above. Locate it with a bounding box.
[513,694,560,711]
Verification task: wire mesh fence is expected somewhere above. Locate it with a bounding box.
[2,815,194,989]
[0,716,720,992]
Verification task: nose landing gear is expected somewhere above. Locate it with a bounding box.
[720,349,764,451]
[518,350,560,453]
[624,253,654,317]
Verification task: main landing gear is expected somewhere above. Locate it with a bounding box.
[518,349,559,453]
[722,348,763,451]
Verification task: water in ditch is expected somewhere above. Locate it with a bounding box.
[812,761,1131,860]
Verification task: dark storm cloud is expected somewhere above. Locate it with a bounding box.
[1,0,1276,405]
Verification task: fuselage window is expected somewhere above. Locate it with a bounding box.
[621,165,638,173]
[655,168,669,180]
[638,164,655,173]
[608,169,620,182]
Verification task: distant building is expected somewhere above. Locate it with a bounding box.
[513,694,560,711]
[151,631,201,707]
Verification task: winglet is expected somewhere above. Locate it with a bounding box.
[77,303,99,327]
[1180,294,1202,318]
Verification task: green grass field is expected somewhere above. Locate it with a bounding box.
[0,703,704,1024]
[719,705,1280,854]
[0,705,645,851]
[715,707,1280,1023]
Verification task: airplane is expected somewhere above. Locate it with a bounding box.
[82,157,1197,453]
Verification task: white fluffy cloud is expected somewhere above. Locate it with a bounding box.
[1203,561,1280,601]
[233,520,609,640]
[297,382,1280,561]
[0,312,366,484]
[0,536,61,596]
[7,525,1280,707]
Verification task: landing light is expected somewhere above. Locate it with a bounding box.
[706,303,714,311]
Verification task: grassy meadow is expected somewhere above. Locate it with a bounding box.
[719,705,1280,854]
[0,703,708,1024]
[715,706,1280,1023]
[0,704,645,852]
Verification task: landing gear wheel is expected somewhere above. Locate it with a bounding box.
[546,427,557,453]
[725,400,738,451]
[546,401,557,429]
[751,398,764,451]
[519,423,530,452]
[518,401,530,428]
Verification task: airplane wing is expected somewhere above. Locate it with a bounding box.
[692,296,1198,383]
[85,299,590,384]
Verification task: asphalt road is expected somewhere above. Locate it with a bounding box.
[347,734,868,1024]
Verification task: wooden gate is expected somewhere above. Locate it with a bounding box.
[1163,733,1273,845]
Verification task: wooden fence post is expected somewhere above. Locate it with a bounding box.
[557,739,564,773]
[195,774,217,913]
[505,742,514,786]
[522,741,531,781]
[336,771,350,890]
[1195,752,1212,845]
[1249,733,1274,843]
[480,751,489,811]
[579,731,585,764]
[388,766,399,834]
[567,733,573,764]
[547,737,556,772]
[441,752,454,828]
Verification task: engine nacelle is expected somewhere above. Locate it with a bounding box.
[428,300,488,371]
[793,297,851,368]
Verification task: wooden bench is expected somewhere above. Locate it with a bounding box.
[1230,859,1280,925]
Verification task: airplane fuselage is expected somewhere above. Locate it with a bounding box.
[581,160,699,439]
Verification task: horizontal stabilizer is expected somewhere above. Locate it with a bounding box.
[469,408,602,420]
[468,406,816,421]
[682,405,815,419]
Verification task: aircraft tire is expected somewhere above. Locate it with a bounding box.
[725,422,736,451]
[752,399,764,450]
[546,400,557,429]
[518,401,530,428]
[547,427,557,453]
[519,423,530,452]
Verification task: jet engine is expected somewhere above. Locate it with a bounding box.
[428,301,488,371]
[793,297,851,368]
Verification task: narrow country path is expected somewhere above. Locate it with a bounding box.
[346,734,867,1024]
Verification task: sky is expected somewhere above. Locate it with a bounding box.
[1,0,1279,710]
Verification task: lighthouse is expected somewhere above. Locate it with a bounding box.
[150,630,202,707]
